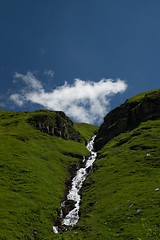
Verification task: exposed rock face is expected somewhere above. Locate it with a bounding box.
[94,89,160,151]
[28,110,81,142]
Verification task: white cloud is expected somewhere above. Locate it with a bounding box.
[44,70,54,78]
[14,72,43,91]
[10,94,24,106]
[10,72,127,125]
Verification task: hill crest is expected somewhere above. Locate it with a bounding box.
[94,89,160,150]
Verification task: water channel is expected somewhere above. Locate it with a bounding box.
[53,135,97,233]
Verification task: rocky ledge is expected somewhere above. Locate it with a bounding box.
[94,89,160,151]
[28,110,81,142]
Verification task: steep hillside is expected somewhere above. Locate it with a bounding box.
[1,89,160,240]
[0,110,98,239]
[75,119,160,240]
[56,89,160,240]
[94,89,160,151]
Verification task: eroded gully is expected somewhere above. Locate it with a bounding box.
[53,135,97,233]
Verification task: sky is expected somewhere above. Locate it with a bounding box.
[0,0,160,125]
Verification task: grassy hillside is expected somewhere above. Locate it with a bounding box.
[61,119,160,240]
[74,123,98,142]
[94,88,160,151]
[0,110,98,239]
[126,88,160,104]
[1,90,160,240]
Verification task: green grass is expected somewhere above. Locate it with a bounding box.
[0,110,97,239]
[74,123,99,142]
[126,88,160,104]
[1,105,160,239]
[58,119,160,240]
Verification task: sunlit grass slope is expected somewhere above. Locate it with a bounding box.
[74,123,99,142]
[0,110,98,239]
[126,88,160,104]
[65,119,160,240]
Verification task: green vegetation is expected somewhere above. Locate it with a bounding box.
[74,123,99,142]
[1,89,160,240]
[65,119,160,240]
[0,110,97,239]
[125,88,160,104]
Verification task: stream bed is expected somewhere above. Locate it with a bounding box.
[53,135,97,233]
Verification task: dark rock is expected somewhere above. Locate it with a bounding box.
[94,89,160,151]
[61,200,76,217]
[59,225,72,232]
[28,110,81,142]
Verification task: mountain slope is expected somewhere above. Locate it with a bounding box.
[94,89,160,151]
[0,110,98,239]
[1,89,160,240]
[76,119,160,240]
[58,89,160,240]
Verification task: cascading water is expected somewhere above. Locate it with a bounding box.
[53,135,97,233]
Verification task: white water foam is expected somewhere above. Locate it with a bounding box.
[53,135,97,232]
[52,226,58,233]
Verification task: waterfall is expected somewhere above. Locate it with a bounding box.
[53,135,97,233]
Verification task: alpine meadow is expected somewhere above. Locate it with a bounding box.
[0,89,160,240]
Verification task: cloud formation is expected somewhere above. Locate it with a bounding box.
[44,70,54,78]
[10,72,127,124]
[14,72,43,90]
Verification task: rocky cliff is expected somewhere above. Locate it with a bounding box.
[94,89,160,151]
[28,110,81,142]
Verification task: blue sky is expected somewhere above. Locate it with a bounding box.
[0,0,160,125]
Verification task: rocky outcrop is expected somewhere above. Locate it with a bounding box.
[94,89,160,151]
[28,110,81,142]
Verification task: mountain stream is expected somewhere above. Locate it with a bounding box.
[53,135,97,233]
